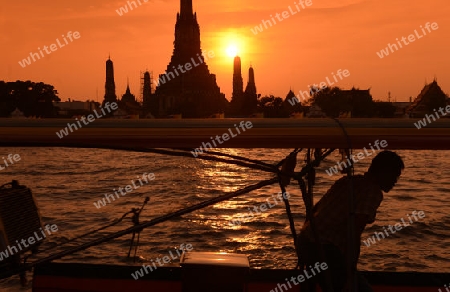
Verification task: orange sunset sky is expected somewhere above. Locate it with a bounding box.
[1,0,449,102]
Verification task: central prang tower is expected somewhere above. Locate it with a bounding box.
[155,0,228,118]
[176,0,198,53]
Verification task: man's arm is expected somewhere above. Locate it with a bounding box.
[354,213,370,235]
[349,213,371,269]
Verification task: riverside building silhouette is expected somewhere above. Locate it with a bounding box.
[121,80,136,104]
[154,0,228,118]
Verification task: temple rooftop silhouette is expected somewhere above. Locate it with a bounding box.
[154,0,228,118]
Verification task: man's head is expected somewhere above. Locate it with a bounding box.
[368,150,404,192]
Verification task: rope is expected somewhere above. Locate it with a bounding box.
[26,210,136,258]
[2,177,280,277]
[296,149,335,292]
[277,149,300,255]
[173,147,277,169]
[40,145,279,174]
[333,118,356,292]
[277,175,298,252]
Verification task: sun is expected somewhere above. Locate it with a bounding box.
[210,31,251,66]
[226,44,239,58]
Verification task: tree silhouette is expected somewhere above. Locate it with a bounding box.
[0,81,60,117]
[311,87,375,118]
[373,101,396,118]
[344,88,374,118]
[310,87,351,118]
[257,95,289,118]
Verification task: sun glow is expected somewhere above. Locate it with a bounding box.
[219,32,247,60]
[203,29,258,98]
[226,44,239,58]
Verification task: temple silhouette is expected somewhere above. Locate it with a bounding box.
[154,0,228,118]
[101,0,263,118]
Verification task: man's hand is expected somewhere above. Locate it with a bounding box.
[280,152,297,187]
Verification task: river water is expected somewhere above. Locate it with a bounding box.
[0,147,449,291]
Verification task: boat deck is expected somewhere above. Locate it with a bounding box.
[32,262,450,292]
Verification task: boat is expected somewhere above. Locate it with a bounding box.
[1,118,449,291]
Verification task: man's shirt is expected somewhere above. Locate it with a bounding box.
[300,173,383,254]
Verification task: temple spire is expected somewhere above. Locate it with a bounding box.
[104,56,117,105]
[243,65,258,115]
[126,77,131,94]
[180,0,193,17]
[247,66,256,90]
[232,56,243,99]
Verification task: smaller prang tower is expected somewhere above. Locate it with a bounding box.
[142,71,158,117]
[232,56,244,102]
[103,56,117,106]
[243,66,258,115]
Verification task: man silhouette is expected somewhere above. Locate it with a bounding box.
[297,150,404,291]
